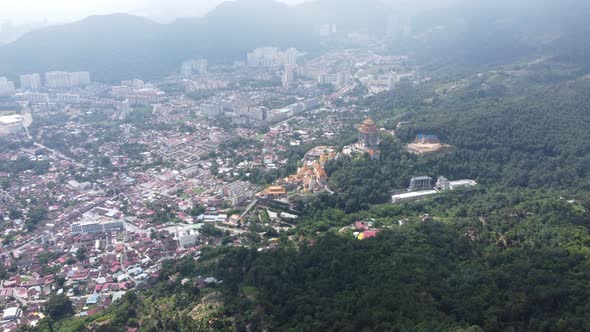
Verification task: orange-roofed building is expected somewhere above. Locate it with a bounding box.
[266,186,287,197]
[284,161,329,193]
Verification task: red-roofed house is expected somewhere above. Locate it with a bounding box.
[355,221,368,231]
[363,230,379,239]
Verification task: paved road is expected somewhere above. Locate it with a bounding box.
[239,199,258,220]
[383,111,412,123]
[33,142,85,168]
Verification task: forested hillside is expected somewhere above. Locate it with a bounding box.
[321,61,590,213]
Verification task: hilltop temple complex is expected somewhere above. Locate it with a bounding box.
[284,162,329,193]
[358,117,380,149]
[342,117,382,160]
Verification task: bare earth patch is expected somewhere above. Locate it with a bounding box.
[406,142,452,155]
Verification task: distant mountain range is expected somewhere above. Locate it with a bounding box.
[0,0,588,82]
[0,0,390,82]
[0,20,50,45]
[403,0,590,68]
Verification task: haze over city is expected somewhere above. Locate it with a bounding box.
[1,0,310,24]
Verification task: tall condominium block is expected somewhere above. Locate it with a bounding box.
[0,77,14,95]
[19,73,42,90]
[285,48,298,66]
[45,71,91,88]
[45,71,70,89]
[70,71,91,86]
[0,77,15,95]
[283,64,297,86]
[181,59,208,77]
[247,47,297,68]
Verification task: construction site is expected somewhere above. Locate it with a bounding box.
[406,134,451,155]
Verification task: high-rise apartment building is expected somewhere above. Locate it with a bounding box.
[55,93,81,105]
[247,47,298,68]
[285,48,298,66]
[283,64,297,86]
[181,59,208,77]
[0,77,15,95]
[69,71,91,86]
[45,71,91,88]
[19,73,42,90]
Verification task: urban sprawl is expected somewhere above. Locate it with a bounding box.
[0,47,475,328]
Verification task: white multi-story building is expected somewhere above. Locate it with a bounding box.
[176,228,200,248]
[283,64,297,86]
[120,79,146,90]
[201,103,222,117]
[247,47,279,67]
[45,71,71,89]
[70,71,91,86]
[248,107,267,122]
[319,24,337,37]
[285,48,298,66]
[55,93,81,105]
[181,59,208,77]
[112,79,146,97]
[1,307,21,322]
[247,47,297,68]
[317,73,332,85]
[336,72,349,86]
[223,181,254,206]
[45,71,90,88]
[180,62,192,77]
[0,114,24,134]
[71,220,125,234]
[38,102,58,112]
[0,77,15,95]
[19,73,42,90]
[112,86,133,97]
[131,79,145,90]
[23,92,50,104]
[127,88,165,106]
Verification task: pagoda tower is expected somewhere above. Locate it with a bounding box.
[358,117,380,149]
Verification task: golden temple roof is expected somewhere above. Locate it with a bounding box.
[358,117,379,134]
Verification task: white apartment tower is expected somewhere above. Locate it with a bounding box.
[336,72,349,86]
[285,48,298,66]
[181,59,208,77]
[45,71,91,88]
[45,71,71,89]
[283,64,297,86]
[0,77,15,95]
[70,71,91,86]
[247,47,297,68]
[20,73,42,90]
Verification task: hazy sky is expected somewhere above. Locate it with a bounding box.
[0,0,466,27]
[0,0,308,25]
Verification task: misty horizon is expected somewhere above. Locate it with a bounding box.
[1,0,469,26]
[1,0,311,26]
[0,0,466,45]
